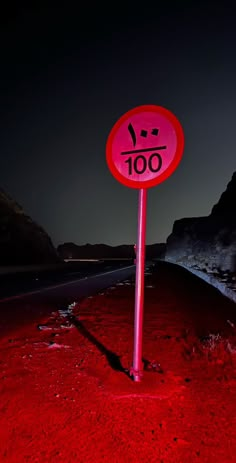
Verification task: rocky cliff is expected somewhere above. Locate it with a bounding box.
[0,189,60,265]
[165,172,236,274]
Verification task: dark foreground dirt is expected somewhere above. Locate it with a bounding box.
[0,262,236,462]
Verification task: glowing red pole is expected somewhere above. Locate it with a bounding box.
[132,188,147,382]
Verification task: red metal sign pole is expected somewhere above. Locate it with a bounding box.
[132,188,147,382]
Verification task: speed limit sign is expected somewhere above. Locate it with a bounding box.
[106,105,184,382]
[106,105,184,189]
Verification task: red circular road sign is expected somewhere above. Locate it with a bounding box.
[106,105,184,189]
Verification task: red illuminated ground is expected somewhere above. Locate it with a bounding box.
[1,262,236,462]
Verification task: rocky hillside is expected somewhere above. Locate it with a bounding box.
[0,189,60,265]
[165,172,236,274]
[57,242,166,260]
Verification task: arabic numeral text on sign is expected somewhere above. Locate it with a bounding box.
[124,153,163,176]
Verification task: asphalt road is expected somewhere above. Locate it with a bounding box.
[0,261,139,338]
[0,260,135,301]
[0,260,235,341]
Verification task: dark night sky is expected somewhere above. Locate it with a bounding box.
[0,2,236,247]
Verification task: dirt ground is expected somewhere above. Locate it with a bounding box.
[0,262,236,462]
